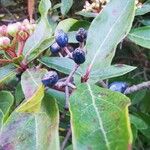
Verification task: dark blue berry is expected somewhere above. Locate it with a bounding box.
[42,71,58,87]
[50,42,61,53]
[72,48,85,64]
[76,28,87,42]
[109,82,128,93]
[55,30,68,47]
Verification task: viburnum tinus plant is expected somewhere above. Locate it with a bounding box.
[0,0,150,149]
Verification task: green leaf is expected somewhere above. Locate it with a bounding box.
[0,91,14,125]
[0,64,16,85]
[0,95,60,149]
[14,82,24,106]
[76,11,98,18]
[23,0,52,63]
[61,0,73,15]
[70,83,132,149]
[128,26,150,49]
[56,18,78,32]
[46,88,65,112]
[130,114,148,130]
[16,85,44,113]
[39,0,51,17]
[69,20,90,31]
[136,0,150,16]
[38,57,83,75]
[139,17,150,26]
[131,125,137,143]
[90,64,136,83]
[16,68,47,113]
[82,0,135,72]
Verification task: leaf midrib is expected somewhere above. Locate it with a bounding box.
[89,0,131,68]
[87,83,110,150]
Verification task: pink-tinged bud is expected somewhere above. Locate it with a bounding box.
[7,24,18,37]
[0,36,11,48]
[17,31,29,41]
[22,19,30,26]
[0,25,7,36]
[25,24,36,34]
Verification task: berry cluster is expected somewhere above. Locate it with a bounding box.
[0,19,36,57]
[42,28,87,87]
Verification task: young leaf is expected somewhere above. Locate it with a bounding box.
[136,0,150,16]
[0,96,60,149]
[0,91,14,124]
[39,57,83,75]
[39,0,51,17]
[90,64,136,83]
[128,26,150,49]
[16,68,47,113]
[70,83,132,149]
[56,18,78,32]
[16,85,44,113]
[0,64,16,85]
[82,0,135,71]
[23,0,52,63]
[61,0,73,15]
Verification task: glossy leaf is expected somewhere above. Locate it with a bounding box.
[39,57,83,75]
[82,0,135,71]
[136,0,150,16]
[61,0,73,15]
[0,91,14,124]
[0,95,60,149]
[90,64,136,83]
[16,68,47,113]
[130,114,148,130]
[128,26,150,49]
[0,64,16,85]
[70,83,132,149]
[56,18,78,32]
[23,0,52,63]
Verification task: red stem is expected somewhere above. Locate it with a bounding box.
[6,49,17,58]
[17,41,25,56]
[81,64,92,82]
[0,59,13,64]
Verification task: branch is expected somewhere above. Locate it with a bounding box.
[64,64,79,110]
[124,81,150,94]
[61,128,72,150]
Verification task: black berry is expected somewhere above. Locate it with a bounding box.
[55,30,68,48]
[50,42,61,53]
[109,82,128,93]
[76,28,87,42]
[42,71,58,87]
[72,48,85,64]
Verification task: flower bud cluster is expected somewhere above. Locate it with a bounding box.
[0,19,36,50]
[82,0,109,13]
[135,0,142,9]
